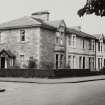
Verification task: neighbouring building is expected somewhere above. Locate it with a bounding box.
[0,11,104,71]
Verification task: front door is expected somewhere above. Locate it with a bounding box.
[1,57,5,68]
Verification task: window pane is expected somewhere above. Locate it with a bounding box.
[20,30,25,41]
[20,55,24,62]
[56,54,59,68]
[68,56,71,68]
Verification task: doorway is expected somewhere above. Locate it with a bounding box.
[1,57,5,68]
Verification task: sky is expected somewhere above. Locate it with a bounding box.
[0,0,104,35]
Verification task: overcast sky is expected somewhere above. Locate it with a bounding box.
[0,0,104,35]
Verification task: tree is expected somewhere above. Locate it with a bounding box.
[78,0,105,17]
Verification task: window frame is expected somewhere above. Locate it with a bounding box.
[20,54,25,63]
[72,34,76,48]
[68,56,71,68]
[20,29,25,42]
[83,39,85,49]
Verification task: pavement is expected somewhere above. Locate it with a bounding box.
[0,75,105,84]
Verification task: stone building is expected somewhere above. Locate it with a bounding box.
[0,11,104,71]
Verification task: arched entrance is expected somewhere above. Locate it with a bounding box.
[0,49,15,69]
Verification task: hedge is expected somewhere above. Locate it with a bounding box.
[0,68,104,78]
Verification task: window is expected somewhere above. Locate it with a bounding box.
[83,40,85,48]
[98,58,102,69]
[0,32,5,43]
[72,35,76,48]
[10,59,14,66]
[56,36,59,44]
[83,57,85,69]
[56,54,59,69]
[100,42,103,51]
[56,32,63,45]
[68,56,71,68]
[60,54,64,68]
[68,35,72,45]
[92,57,95,69]
[89,57,91,69]
[60,32,64,45]
[104,44,105,52]
[104,59,105,66]
[60,38,63,45]
[91,40,95,51]
[92,40,95,51]
[73,56,75,68]
[79,56,82,69]
[98,42,100,51]
[101,58,103,68]
[0,32,1,42]
[20,55,24,63]
[55,54,64,69]
[89,40,91,50]
[98,58,100,69]
[20,30,25,41]
[98,41,103,52]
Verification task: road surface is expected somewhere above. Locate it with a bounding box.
[0,80,105,105]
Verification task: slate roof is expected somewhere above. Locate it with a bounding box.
[66,28,96,39]
[0,16,55,30]
[0,15,98,39]
[0,49,15,58]
[92,34,104,40]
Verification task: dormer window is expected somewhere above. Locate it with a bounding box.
[20,30,25,41]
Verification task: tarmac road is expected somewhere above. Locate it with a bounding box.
[0,80,105,105]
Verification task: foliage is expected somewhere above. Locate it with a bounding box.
[28,57,37,68]
[78,0,105,17]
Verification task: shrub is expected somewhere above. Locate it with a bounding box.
[28,57,37,68]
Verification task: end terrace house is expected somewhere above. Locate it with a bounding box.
[0,11,104,71]
[0,11,66,69]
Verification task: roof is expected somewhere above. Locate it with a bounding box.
[0,15,99,39]
[70,26,81,31]
[0,49,15,58]
[0,16,55,30]
[92,34,104,40]
[66,28,96,39]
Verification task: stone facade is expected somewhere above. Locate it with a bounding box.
[0,28,40,68]
[40,28,55,69]
[0,11,104,71]
[65,32,96,70]
[95,35,105,71]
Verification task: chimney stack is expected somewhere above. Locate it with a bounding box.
[32,11,50,21]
